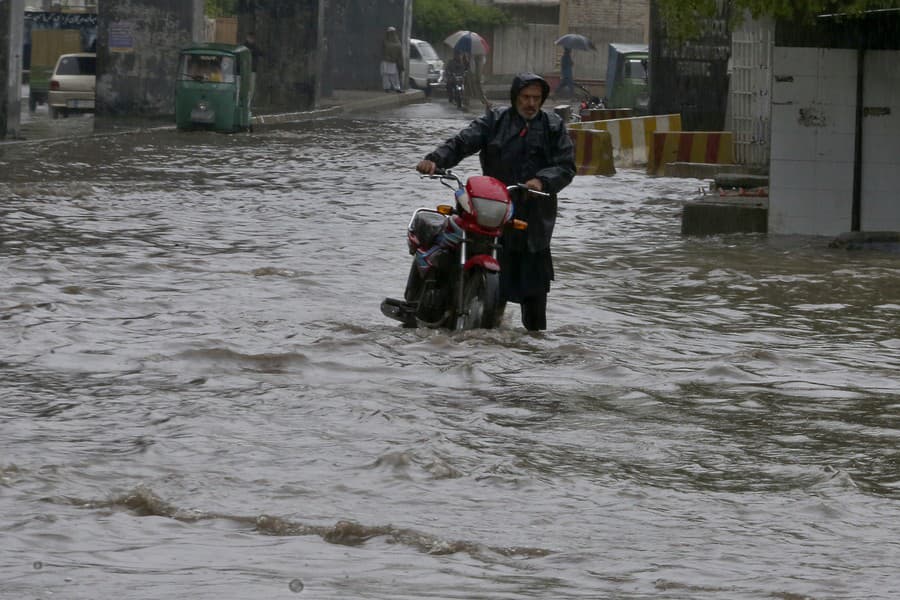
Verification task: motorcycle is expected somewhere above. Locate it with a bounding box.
[574,84,605,122]
[381,170,549,331]
[447,72,467,110]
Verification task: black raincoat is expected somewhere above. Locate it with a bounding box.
[423,73,576,302]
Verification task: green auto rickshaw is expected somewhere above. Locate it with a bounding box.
[175,43,252,133]
[604,43,649,115]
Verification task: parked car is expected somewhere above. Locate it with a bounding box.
[408,38,443,93]
[47,52,96,119]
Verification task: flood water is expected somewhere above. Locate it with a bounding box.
[2,100,899,600]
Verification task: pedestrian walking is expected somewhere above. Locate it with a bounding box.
[556,48,575,97]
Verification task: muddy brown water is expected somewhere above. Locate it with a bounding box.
[2,100,899,599]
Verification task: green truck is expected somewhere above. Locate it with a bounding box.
[604,43,650,115]
[175,43,254,133]
[28,65,53,112]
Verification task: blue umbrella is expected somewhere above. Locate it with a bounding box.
[555,34,597,51]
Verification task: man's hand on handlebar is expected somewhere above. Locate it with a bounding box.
[524,178,544,192]
[416,160,437,175]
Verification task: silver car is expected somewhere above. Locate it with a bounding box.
[48,52,96,119]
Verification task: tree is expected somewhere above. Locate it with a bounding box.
[412,0,508,45]
[656,0,898,40]
[206,0,237,18]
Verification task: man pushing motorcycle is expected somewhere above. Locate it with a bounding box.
[416,72,576,331]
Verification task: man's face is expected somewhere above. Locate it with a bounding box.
[516,83,544,120]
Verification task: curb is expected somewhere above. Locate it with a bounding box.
[1,89,427,146]
[253,89,426,127]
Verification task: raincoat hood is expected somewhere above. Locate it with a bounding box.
[509,72,550,109]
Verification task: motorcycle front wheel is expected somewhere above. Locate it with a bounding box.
[456,268,502,330]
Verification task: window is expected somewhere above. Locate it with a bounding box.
[625,58,647,80]
[56,55,96,76]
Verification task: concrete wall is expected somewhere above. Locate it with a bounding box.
[565,0,649,79]
[324,0,411,94]
[95,0,202,123]
[1,0,25,140]
[236,0,411,110]
[859,50,900,232]
[769,48,855,235]
[768,47,900,235]
[237,0,322,111]
[493,23,644,80]
[568,0,648,30]
[491,0,647,80]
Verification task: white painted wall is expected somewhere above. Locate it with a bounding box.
[769,46,900,236]
[860,50,900,232]
[769,47,856,235]
[491,24,643,80]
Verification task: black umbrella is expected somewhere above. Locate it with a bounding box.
[555,34,597,51]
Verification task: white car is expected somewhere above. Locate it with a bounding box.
[408,39,443,92]
[47,52,96,119]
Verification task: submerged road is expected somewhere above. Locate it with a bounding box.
[2,99,899,599]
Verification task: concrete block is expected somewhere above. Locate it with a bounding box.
[665,162,740,179]
[713,172,769,189]
[580,108,632,121]
[648,131,736,176]
[568,128,615,176]
[828,231,900,251]
[570,113,682,167]
[681,195,768,236]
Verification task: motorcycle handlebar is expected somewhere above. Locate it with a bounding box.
[418,169,550,198]
[507,183,551,198]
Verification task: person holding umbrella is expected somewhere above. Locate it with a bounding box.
[444,31,490,107]
[554,34,596,97]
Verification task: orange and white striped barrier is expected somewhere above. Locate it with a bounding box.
[647,131,736,176]
[580,108,633,122]
[567,129,616,176]
[570,114,682,167]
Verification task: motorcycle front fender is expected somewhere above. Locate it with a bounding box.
[463,255,500,272]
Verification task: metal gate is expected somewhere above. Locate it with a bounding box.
[728,14,773,168]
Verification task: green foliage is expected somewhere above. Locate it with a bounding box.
[657,0,899,40]
[205,0,237,18]
[412,0,509,45]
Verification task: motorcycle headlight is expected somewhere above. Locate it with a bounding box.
[471,196,512,228]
